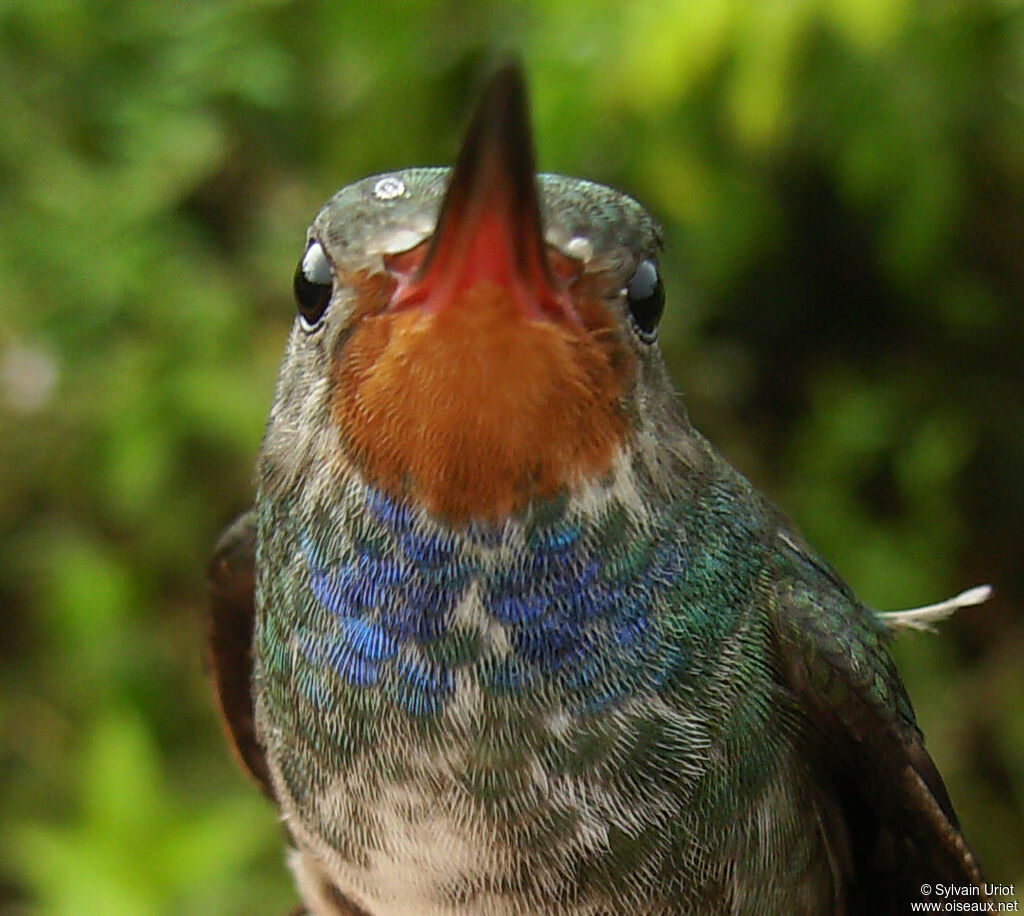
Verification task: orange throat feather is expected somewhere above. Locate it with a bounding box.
[331,284,632,522]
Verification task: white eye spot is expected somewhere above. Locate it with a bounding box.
[373,176,407,200]
[301,241,332,284]
[565,236,593,262]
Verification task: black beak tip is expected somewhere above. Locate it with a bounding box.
[474,62,529,124]
[445,62,539,217]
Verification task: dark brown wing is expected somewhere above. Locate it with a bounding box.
[207,510,274,798]
[773,536,985,913]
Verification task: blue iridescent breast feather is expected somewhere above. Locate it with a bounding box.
[290,486,696,719]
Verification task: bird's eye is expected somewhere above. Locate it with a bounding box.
[625,259,665,342]
[293,241,334,329]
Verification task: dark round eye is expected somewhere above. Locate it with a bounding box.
[293,240,333,328]
[625,259,664,341]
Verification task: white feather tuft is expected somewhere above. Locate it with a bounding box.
[881,584,993,632]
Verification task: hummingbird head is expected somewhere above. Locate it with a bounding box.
[268,66,672,522]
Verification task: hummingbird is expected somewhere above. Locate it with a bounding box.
[208,65,988,915]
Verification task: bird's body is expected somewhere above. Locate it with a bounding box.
[258,431,841,914]
[208,68,985,915]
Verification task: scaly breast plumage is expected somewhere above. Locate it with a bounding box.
[287,488,693,719]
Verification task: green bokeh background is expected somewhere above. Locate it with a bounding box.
[1,1,1022,912]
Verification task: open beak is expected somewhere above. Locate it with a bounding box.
[392,65,577,324]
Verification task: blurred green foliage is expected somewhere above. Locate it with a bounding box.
[1,0,1022,912]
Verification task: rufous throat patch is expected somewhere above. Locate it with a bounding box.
[331,284,632,521]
